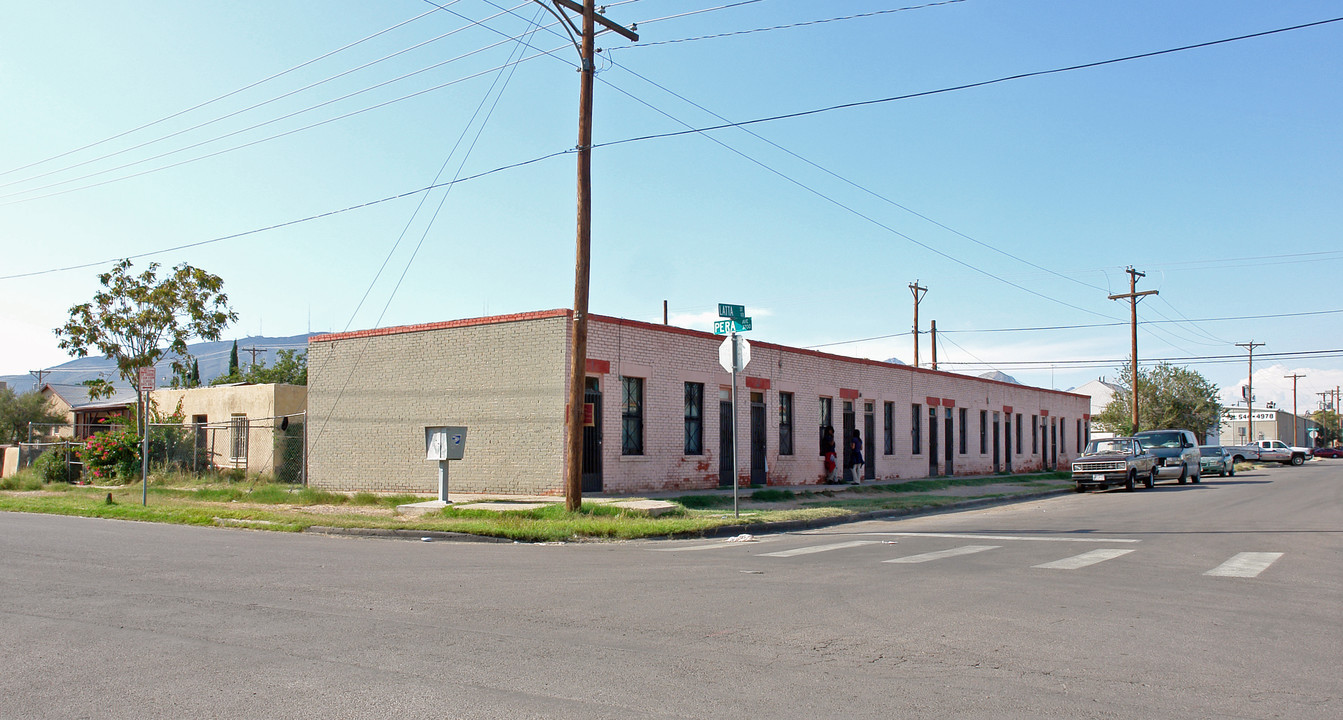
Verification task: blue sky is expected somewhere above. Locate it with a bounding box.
[2,0,1340,413]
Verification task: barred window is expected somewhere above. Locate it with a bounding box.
[911,404,922,455]
[684,382,703,455]
[229,414,248,463]
[980,410,988,454]
[883,401,894,455]
[622,377,644,456]
[959,408,968,454]
[779,392,794,455]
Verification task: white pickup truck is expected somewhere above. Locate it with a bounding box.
[1252,439,1313,466]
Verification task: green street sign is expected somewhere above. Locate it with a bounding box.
[713,318,751,334]
[717,303,746,321]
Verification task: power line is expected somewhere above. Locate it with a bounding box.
[0,5,446,180]
[624,0,966,48]
[596,16,1343,149]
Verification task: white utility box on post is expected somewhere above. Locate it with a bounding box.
[425,426,468,502]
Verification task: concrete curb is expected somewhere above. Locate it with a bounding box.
[305,526,515,543]
[302,487,1073,543]
[682,487,1073,539]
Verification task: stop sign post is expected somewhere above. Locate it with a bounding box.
[716,304,752,517]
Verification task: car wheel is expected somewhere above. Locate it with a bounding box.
[1291,454,1305,466]
[1232,455,1244,465]
[1191,470,1200,484]
[1178,463,1188,484]
[1218,469,1226,477]
[1074,485,1085,493]
[1228,463,1236,477]
[1125,470,1136,492]
[1145,468,1156,489]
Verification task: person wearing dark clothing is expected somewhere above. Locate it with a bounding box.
[849,429,865,484]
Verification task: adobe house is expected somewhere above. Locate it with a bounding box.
[151,383,307,476]
[306,310,1090,497]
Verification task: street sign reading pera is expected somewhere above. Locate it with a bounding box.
[712,318,752,335]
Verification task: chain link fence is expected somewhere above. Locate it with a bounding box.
[146,413,307,483]
[9,413,306,484]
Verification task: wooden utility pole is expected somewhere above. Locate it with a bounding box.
[29,369,50,391]
[1284,373,1306,445]
[1108,267,1157,433]
[930,320,937,371]
[1236,340,1265,442]
[552,0,637,512]
[241,346,266,368]
[909,281,927,368]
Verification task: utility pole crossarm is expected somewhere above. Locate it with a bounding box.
[552,0,639,41]
[1108,267,1156,433]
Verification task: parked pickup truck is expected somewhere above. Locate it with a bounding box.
[1252,439,1313,466]
[1222,445,1261,464]
[1071,437,1159,492]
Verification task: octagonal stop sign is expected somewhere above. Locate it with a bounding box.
[718,335,750,373]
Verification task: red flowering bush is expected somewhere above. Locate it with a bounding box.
[80,428,141,483]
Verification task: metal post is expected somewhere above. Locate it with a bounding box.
[730,330,739,518]
[438,459,449,502]
[140,389,148,506]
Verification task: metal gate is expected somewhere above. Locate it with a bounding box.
[750,392,766,486]
[719,399,733,487]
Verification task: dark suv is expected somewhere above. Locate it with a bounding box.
[1133,429,1201,484]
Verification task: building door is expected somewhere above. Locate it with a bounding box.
[842,401,855,482]
[1004,415,1012,473]
[581,378,603,492]
[928,406,939,476]
[719,395,733,487]
[863,401,875,481]
[750,392,767,486]
[944,408,954,475]
[1050,418,1058,470]
[992,412,1001,473]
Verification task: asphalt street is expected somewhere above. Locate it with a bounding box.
[2,462,1339,719]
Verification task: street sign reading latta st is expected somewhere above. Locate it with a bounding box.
[717,303,746,321]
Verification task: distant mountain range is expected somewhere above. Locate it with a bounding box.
[1,334,315,393]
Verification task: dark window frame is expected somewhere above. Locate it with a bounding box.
[621,376,644,456]
[883,401,894,455]
[979,410,988,454]
[911,404,922,455]
[684,382,704,456]
[779,392,794,456]
[1032,414,1039,454]
[959,408,968,454]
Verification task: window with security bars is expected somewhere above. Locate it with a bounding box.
[911,404,922,454]
[684,382,703,455]
[622,377,644,455]
[980,410,988,454]
[883,402,894,455]
[959,408,968,454]
[778,392,794,455]
[229,414,248,463]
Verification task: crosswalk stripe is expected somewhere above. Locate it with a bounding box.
[1033,548,1135,570]
[760,540,881,558]
[651,537,782,552]
[858,532,1141,543]
[883,545,1000,564]
[1204,552,1283,578]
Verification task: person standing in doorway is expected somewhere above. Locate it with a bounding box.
[849,428,865,484]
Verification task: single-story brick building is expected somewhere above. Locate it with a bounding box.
[306,310,1090,496]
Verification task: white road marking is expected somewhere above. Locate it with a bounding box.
[884,545,1000,564]
[1204,552,1283,578]
[759,540,881,558]
[652,537,782,552]
[858,532,1141,543]
[1033,548,1136,570]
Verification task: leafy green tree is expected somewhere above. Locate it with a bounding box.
[211,349,307,386]
[0,387,67,443]
[1094,360,1223,441]
[1310,409,1340,446]
[55,259,237,388]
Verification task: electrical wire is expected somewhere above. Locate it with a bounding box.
[623,0,966,48]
